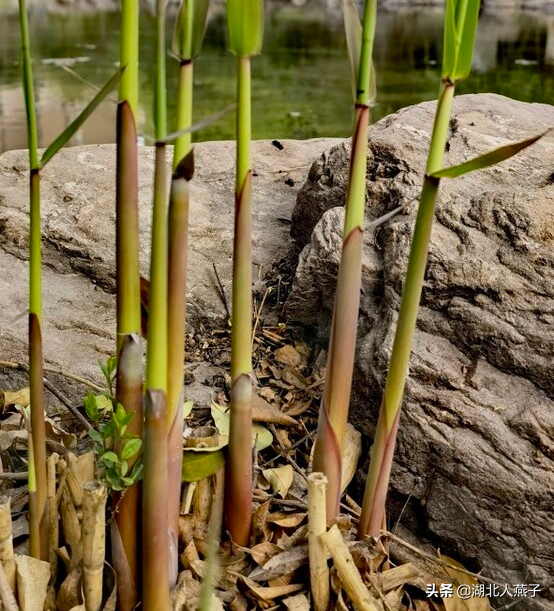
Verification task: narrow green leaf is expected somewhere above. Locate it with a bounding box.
[41,67,124,167]
[157,104,235,145]
[182,448,225,482]
[430,130,548,179]
[343,0,362,100]
[129,460,144,482]
[227,0,263,58]
[453,0,480,80]
[121,438,142,461]
[442,0,458,79]
[172,0,210,60]
[442,0,481,82]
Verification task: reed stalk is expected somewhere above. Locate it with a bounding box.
[142,0,170,607]
[224,0,264,547]
[312,0,377,521]
[142,390,171,611]
[113,1,142,606]
[18,0,48,562]
[358,0,480,538]
[166,0,209,577]
[111,334,142,610]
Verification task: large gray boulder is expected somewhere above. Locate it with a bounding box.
[0,138,339,385]
[287,94,554,610]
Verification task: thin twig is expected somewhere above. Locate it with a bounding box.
[0,472,28,481]
[211,263,230,319]
[385,531,506,587]
[0,360,103,392]
[0,360,94,430]
[268,423,307,483]
[60,65,118,104]
[43,379,92,431]
[251,286,272,352]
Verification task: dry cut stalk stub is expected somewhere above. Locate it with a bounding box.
[307,473,330,611]
[320,525,380,611]
[82,481,108,611]
[0,495,16,594]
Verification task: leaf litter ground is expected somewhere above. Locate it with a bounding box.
[0,258,495,611]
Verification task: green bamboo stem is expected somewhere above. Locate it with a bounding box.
[19,0,48,562]
[115,102,141,351]
[114,0,141,605]
[225,56,254,546]
[119,0,139,117]
[29,314,48,561]
[146,143,168,391]
[173,61,193,168]
[155,0,167,143]
[358,81,454,538]
[312,0,376,521]
[146,0,168,391]
[142,0,170,600]
[142,390,170,611]
[166,152,193,581]
[113,334,142,611]
[19,0,38,172]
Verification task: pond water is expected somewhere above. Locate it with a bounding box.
[1,5,553,153]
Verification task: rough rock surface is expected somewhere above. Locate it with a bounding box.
[287,94,554,610]
[0,138,339,385]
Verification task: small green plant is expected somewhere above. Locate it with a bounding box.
[86,398,143,492]
[98,356,117,400]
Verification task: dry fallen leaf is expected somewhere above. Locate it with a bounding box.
[249,545,309,582]
[281,366,308,390]
[262,465,294,498]
[439,555,490,611]
[282,593,310,611]
[274,345,302,368]
[248,542,282,566]
[267,511,306,529]
[341,423,362,493]
[252,394,297,427]
[0,387,30,411]
[238,574,304,602]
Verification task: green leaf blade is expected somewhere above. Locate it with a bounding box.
[343,0,362,100]
[172,0,210,60]
[453,0,480,80]
[227,0,264,58]
[442,0,457,79]
[41,67,124,167]
[442,0,481,82]
[430,130,549,179]
[182,449,225,482]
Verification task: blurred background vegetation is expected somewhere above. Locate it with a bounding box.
[0,2,553,152]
